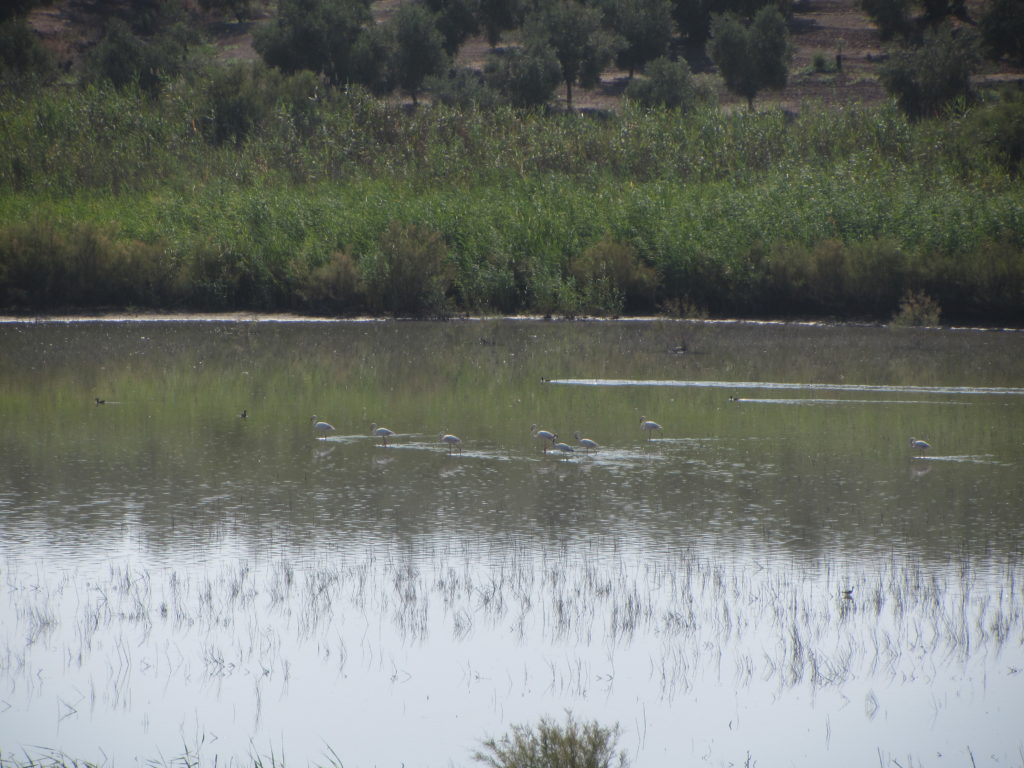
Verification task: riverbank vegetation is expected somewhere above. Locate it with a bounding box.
[1,0,1022,324]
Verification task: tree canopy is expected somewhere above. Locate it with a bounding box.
[707,5,791,109]
[525,0,622,108]
[253,0,372,86]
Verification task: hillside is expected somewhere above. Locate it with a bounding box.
[28,0,1023,113]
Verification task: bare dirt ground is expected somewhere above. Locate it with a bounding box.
[26,0,1023,112]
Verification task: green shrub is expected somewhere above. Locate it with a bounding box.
[473,714,629,768]
[427,67,500,108]
[879,24,980,120]
[0,16,54,86]
[292,248,364,313]
[624,56,706,111]
[571,237,657,315]
[966,87,1024,174]
[891,288,941,326]
[202,63,321,146]
[484,43,563,108]
[980,0,1024,64]
[860,0,910,40]
[362,222,454,317]
[80,18,188,96]
[0,219,173,310]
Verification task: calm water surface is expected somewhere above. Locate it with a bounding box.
[1,318,1022,767]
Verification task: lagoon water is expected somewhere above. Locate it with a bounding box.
[1,318,1022,767]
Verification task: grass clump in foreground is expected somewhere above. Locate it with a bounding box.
[474,714,629,768]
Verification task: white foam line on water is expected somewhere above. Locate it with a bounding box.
[550,379,1024,397]
[913,454,1008,465]
[730,397,970,406]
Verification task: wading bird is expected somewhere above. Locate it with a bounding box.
[311,416,335,438]
[640,417,663,439]
[530,424,557,452]
[573,431,599,453]
[909,437,931,455]
[439,432,462,454]
[370,423,395,446]
[552,438,575,458]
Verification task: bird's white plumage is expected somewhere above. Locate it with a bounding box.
[371,423,396,445]
[640,417,663,439]
[439,432,462,453]
[311,416,335,437]
[573,431,599,452]
[530,424,557,452]
[552,439,575,457]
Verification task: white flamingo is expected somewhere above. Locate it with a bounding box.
[439,432,462,454]
[311,416,335,438]
[909,437,931,455]
[640,417,663,440]
[530,424,557,452]
[371,423,396,446]
[573,431,599,453]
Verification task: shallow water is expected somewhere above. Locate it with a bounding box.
[1,318,1022,767]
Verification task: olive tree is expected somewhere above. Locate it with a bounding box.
[524,0,621,109]
[707,5,791,109]
[253,0,371,86]
[484,41,562,106]
[879,24,979,119]
[624,55,704,110]
[606,0,675,78]
[388,2,448,104]
[478,0,525,48]
[980,0,1024,64]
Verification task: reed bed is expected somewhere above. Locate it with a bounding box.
[1,85,1022,323]
[2,544,1020,709]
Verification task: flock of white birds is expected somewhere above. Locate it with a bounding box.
[304,416,668,456]
[308,416,931,457]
